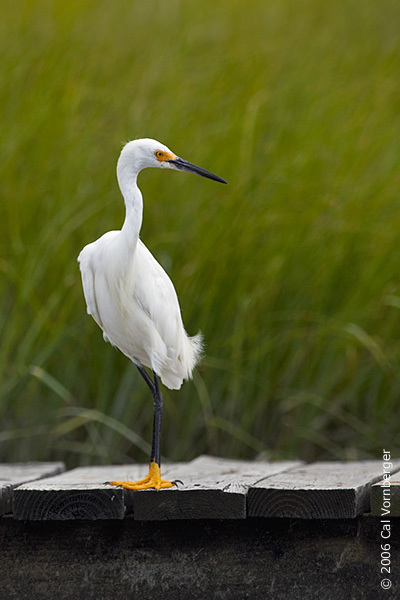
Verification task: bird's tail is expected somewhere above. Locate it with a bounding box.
[159,331,204,390]
[186,331,204,374]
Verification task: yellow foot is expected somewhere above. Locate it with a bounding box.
[109,461,175,491]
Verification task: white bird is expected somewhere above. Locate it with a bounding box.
[78,138,227,490]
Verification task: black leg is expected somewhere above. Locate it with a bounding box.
[135,365,163,468]
[136,364,155,395]
[150,371,163,467]
[107,365,174,490]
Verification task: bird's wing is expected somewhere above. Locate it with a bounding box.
[132,240,202,389]
[78,245,104,329]
[133,240,183,352]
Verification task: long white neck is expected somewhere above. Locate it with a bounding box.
[117,161,143,245]
[121,177,143,243]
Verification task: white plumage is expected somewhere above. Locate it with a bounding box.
[78,138,225,390]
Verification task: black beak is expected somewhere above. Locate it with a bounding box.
[168,157,228,184]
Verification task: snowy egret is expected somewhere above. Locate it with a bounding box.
[78,138,227,490]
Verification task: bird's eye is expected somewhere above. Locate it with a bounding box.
[155,151,164,159]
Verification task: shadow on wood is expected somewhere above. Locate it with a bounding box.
[0,515,398,600]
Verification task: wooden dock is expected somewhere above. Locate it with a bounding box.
[1,456,399,599]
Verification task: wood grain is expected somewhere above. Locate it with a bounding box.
[13,465,136,520]
[131,456,302,520]
[247,460,400,518]
[12,457,301,521]
[0,462,65,516]
[11,458,399,521]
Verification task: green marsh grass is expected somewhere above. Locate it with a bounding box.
[1,0,400,466]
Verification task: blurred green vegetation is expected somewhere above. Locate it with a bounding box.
[1,0,400,467]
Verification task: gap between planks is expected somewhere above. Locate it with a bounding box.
[13,457,300,521]
[9,456,400,521]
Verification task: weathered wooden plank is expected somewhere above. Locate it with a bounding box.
[130,456,302,520]
[0,462,65,517]
[13,465,135,520]
[1,515,398,600]
[15,458,397,522]
[371,478,400,517]
[13,457,302,521]
[247,460,400,519]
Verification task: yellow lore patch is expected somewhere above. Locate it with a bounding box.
[154,150,177,162]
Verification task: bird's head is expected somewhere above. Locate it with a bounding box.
[117,138,227,186]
